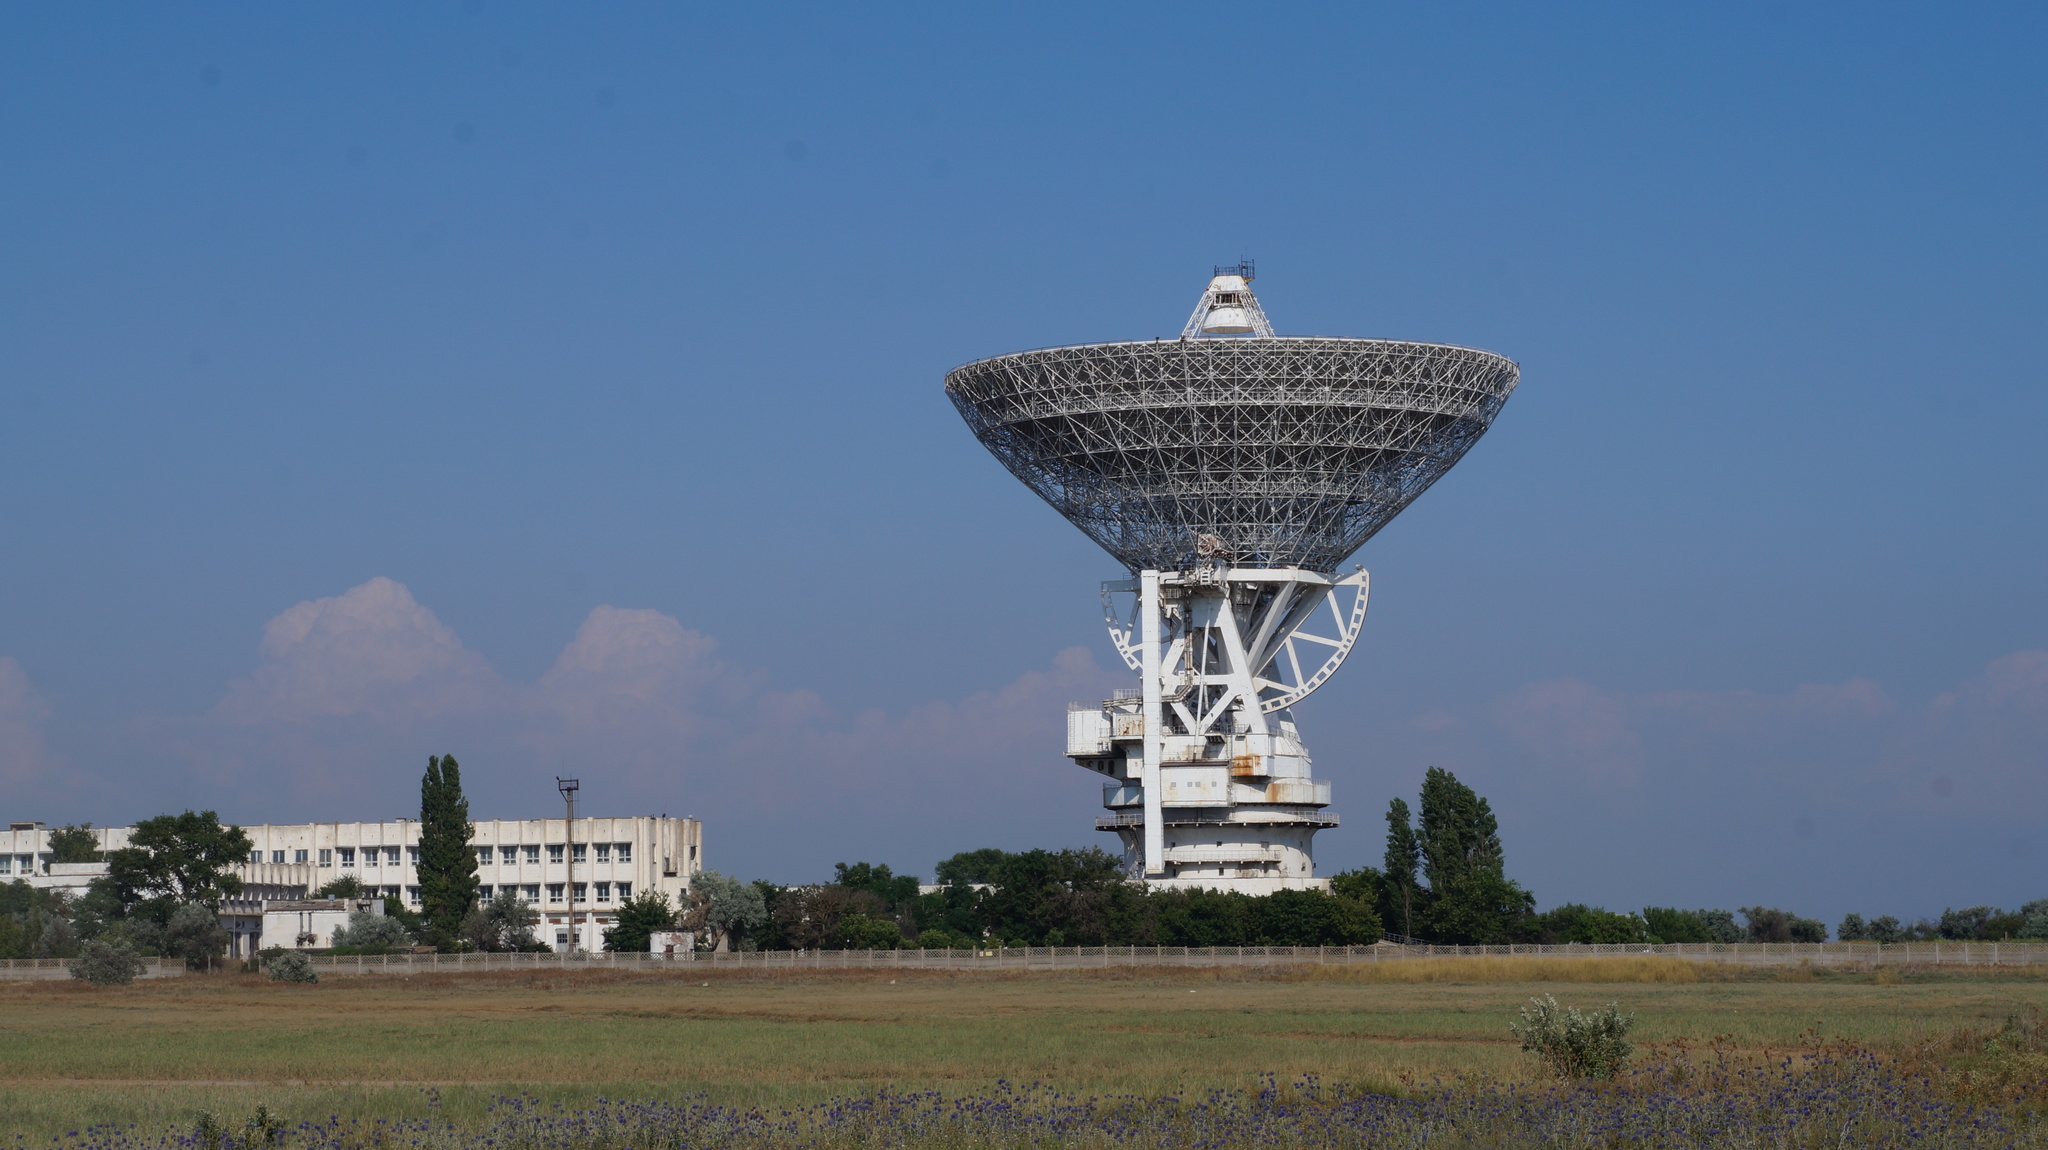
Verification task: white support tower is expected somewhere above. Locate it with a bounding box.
[1068,564,1367,892]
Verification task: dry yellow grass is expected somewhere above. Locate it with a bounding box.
[2,961,2045,1139]
[1302,955,1705,983]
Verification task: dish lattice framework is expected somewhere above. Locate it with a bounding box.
[945,337,1521,574]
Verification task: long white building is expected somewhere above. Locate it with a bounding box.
[2,815,704,954]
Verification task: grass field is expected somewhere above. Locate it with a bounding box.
[2,959,2044,1140]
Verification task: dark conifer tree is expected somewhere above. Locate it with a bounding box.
[417,754,478,943]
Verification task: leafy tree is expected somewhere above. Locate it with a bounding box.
[1643,908,1714,944]
[1329,866,1384,909]
[837,912,905,949]
[2019,900,2048,941]
[933,848,1007,886]
[1253,888,1380,945]
[1527,905,1650,945]
[99,811,252,930]
[910,927,969,949]
[1934,905,2026,940]
[1381,799,1423,939]
[833,862,921,909]
[970,847,1140,946]
[1692,908,1745,943]
[1147,887,1255,946]
[604,890,677,952]
[163,902,230,970]
[315,875,368,898]
[461,892,541,952]
[381,894,428,941]
[47,824,102,864]
[1866,914,1907,943]
[1740,906,1826,943]
[686,872,769,951]
[1379,768,1534,944]
[771,885,890,950]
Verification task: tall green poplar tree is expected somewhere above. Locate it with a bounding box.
[1414,766,1533,944]
[1382,798,1423,939]
[417,754,478,943]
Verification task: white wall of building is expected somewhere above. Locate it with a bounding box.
[2,814,704,953]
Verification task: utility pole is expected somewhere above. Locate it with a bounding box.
[557,777,579,953]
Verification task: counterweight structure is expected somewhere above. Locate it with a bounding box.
[946,266,1517,893]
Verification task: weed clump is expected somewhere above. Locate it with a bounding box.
[1512,993,1636,1078]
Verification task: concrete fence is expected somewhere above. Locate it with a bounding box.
[9,941,2048,980]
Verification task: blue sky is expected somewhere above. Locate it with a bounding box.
[2,4,2043,927]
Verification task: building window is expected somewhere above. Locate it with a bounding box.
[294,849,308,863]
[0,857,10,874]
[407,847,419,864]
[405,886,422,905]
[547,844,564,863]
[616,842,632,863]
[248,850,261,864]
[523,884,540,901]
[595,843,611,863]
[386,847,401,865]
[500,846,518,864]
[269,850,284,864]
[476,847,492,866]
[572,843,587,864]
[596,882,612,903]
[689,845,697,861]
[524,845,540,864]
[616,882,631,899]
[547,884,564,904]
[318,849,332,866]
[572,882,587,903]
[479,885,494,900]
[339,847,355,867]
[555,930,569,947]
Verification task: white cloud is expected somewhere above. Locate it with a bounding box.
[213,577,502,724]
[152,578,1126,877]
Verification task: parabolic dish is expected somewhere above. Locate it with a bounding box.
[945,337,1519,574]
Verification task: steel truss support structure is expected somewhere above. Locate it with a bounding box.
[1067,563,1367,893]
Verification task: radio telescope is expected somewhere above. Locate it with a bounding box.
[945,264,1518,892]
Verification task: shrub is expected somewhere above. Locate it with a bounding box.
[1511,994,1636,1079]
[265,951,318,983]
[69,937,148,986]
[329,908,412,953]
